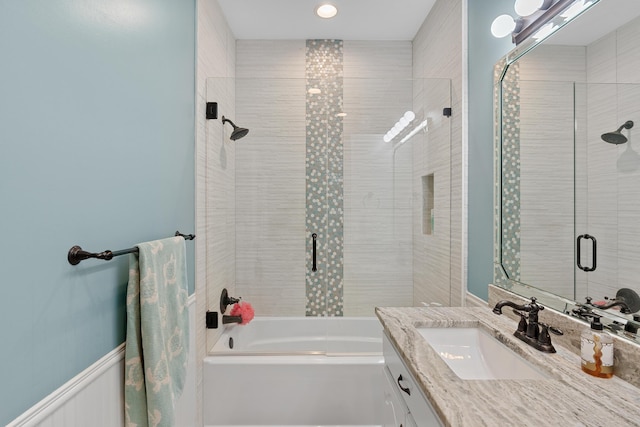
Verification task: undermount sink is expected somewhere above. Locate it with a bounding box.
[417,326,550,380]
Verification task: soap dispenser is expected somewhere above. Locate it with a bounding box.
[581,314,614,378]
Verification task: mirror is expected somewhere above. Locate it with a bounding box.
[494,0,640,342]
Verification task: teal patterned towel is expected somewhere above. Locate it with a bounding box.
[124,237,189,427]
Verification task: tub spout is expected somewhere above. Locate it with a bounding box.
[596,300,631,314]
[222,315,243,325]
[585,297,632,314]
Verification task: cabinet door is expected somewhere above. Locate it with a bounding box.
[383,334,444,426]
[382,365,409,427]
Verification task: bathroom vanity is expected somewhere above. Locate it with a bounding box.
[376,305,640,426]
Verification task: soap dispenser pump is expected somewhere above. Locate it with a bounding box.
[581,314,614,378]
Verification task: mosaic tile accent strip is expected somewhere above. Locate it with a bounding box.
[494,61,521,285]
[305,39,344,316]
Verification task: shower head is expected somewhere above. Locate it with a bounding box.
[601,120,634,145]
[222,116,249,141]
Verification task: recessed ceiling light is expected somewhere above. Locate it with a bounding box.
[316,3,338,19]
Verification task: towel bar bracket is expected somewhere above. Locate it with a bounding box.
[68,246,115,265]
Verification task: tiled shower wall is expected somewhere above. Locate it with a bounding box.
[234,40,414,316]
[342,42,415,316]
[305,40,345,316]
[412,0,462,307]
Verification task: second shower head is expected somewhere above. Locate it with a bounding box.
[602,120,634,145]
[222,116,249,141]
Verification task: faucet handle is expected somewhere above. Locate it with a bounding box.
[548,326,563,336]
[512,309,528,333]
[537,322,563,346]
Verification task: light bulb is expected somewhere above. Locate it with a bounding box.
[514,0,544,17]
[404,111,416,121]
[491,14,516,38]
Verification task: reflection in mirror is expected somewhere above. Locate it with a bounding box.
[494,0,640,344]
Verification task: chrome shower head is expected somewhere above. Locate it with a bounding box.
[222,116,249,141]
[601,120,634,145]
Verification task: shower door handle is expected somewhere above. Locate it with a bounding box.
[577,234,597,272]
[312,233,317,272]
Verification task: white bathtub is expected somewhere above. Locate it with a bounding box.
[204,317,387,427]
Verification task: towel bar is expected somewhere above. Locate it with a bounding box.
[67,231,195,265]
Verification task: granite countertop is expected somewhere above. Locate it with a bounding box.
[376,306,640,427]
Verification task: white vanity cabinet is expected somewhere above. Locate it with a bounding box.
[382,334,443,427]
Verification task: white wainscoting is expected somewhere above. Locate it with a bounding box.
[9,296,197,427]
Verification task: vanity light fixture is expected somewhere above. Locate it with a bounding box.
[308,88,322,95]
[383,111,415,143]
[490,0,599,44]
[316,3,338,19]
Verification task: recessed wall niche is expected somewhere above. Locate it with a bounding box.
[422,174,434,235]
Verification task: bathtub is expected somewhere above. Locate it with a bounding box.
[204,317,387,427]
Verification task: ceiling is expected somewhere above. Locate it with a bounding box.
[217,0,437,40]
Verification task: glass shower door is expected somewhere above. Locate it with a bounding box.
[206,76,452,321]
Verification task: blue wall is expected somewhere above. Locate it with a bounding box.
[0,0,196,423]
[467,0,514,300]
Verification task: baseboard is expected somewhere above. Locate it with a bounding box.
[9,294,196,427]
[465,291,488,308]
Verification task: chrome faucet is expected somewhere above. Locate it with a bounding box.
[493,297,562,353]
